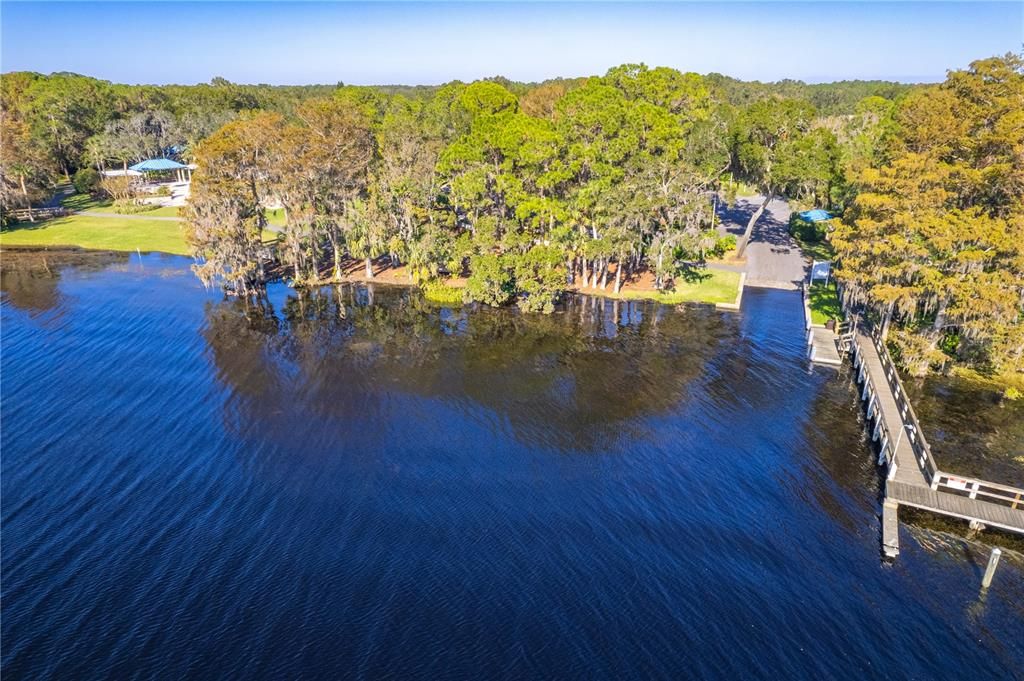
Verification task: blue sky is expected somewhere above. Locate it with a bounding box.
[2,2,1021,85]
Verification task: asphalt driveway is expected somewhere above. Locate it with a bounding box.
[717,195,808,289]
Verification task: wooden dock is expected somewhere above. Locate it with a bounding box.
[808,327,842,365]
[848,326,1024,557]
[801,284,842,366]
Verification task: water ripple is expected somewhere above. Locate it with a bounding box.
[1,253,1022,680]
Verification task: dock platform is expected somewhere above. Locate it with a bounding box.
[849,325,1024,557]
[801,284,843,366]
[808,327,842,365]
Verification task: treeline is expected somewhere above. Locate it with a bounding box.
[0,72,336,208]
[4,59,1020,377]
[183,63,896,311]
[2,68,904,216]
[706,74,920,115]
[833,54,1024,377]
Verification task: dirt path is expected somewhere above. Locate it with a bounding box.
[716,195,807,289]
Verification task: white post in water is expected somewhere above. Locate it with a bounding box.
[982,548,1002,589]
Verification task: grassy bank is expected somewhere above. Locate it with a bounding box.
[601,269,741,305]
[0,214,741,308]
[807,282,842,325]
[792,232,835,264]
[1,214,190,255]
[421,281,466,305]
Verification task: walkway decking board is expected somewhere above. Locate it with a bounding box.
[849,326,1024,557]
[887,481,1024,534]
[809,328,842,366]
[800,285,842,366]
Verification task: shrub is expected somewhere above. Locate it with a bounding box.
[99,175,136,201]
[513,245,565,313]
[72,168,101,195]
[421,281,465,305]
[155,185,172,197]
[465,254,516,307]
[789,214,827,242]
[709,233,737,257]
[111,199,158,214]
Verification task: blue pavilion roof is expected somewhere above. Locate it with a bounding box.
[129,158,188,172]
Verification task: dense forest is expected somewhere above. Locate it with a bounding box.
[832,55,1024,377]
[1,56,1021,376]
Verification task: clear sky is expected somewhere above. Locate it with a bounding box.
[2,1,1021,85]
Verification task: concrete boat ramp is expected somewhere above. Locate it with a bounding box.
[716,196,1024,561]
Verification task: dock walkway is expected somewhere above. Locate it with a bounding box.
[849,326,1024,557]
[801,284,842,366]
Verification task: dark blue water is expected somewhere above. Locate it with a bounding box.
[2,251,1022,680]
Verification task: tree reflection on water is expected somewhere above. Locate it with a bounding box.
[0,248,129,315]
[202,284,738,452]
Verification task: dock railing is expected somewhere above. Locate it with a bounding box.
[865,328,940,484]
[842,288,1024,511]
[850,338,902,479]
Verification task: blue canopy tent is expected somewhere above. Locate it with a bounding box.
[799,209,832,222]
[130,158,192,182]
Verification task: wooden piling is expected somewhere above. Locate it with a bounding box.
[981,548,1002,589]
[882,499,900,558]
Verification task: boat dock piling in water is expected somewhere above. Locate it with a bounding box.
[981,548,1003,589]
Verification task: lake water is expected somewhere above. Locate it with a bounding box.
[904,374,1024,483]
[2,250,1022,680]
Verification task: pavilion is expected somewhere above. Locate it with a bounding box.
[129,158,193,183]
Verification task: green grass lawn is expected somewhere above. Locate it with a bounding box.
[1,214,189,255]
[611,269,741,305]
[144,206,182,217]
[808,282,843,325]
[792,232,835,264]
[61,193,110,211]
[265,208,287,226]
[62,193,182,218]
[1,213,281,256]
[63,193,280,224]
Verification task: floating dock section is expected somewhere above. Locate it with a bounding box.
[801,284,843,366]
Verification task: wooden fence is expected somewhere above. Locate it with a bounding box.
[5,207,68,222]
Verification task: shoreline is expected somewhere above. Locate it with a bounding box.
[0,243,745,308]
[292,262,745,309]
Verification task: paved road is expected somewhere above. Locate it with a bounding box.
[716,195,807,290]
[43,184,75,208]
